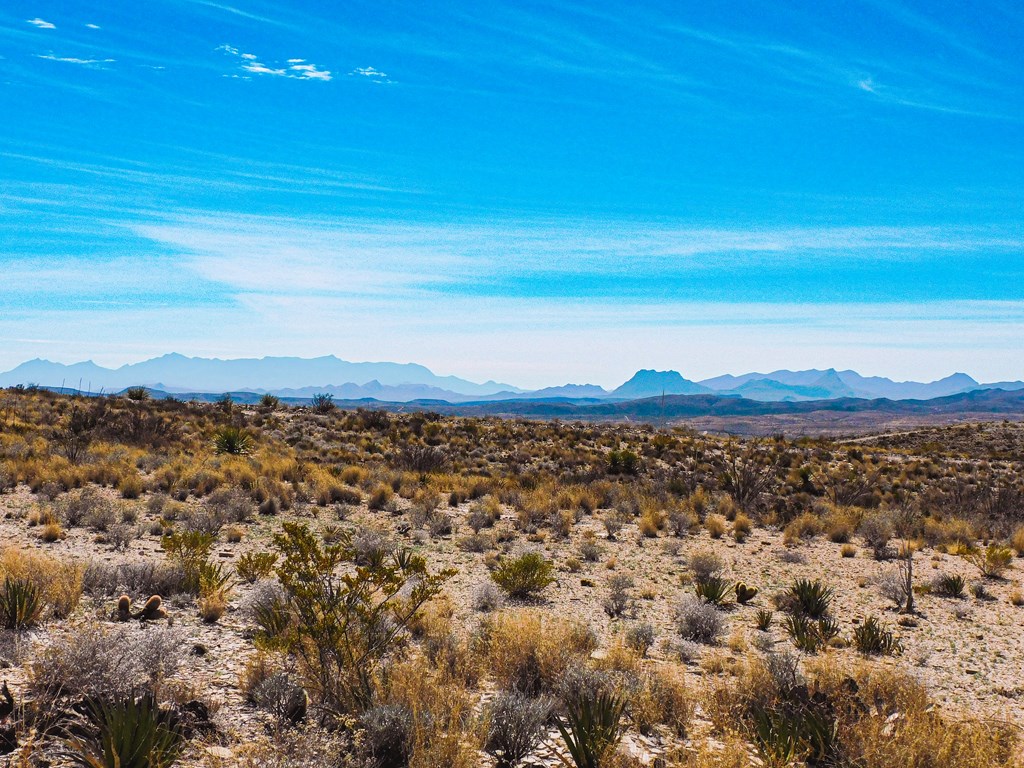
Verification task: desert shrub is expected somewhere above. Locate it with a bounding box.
[631,666,692,737]
[271,521,452,714]
[351,525,394,565]
[206,486,253,523]
[492,552,556,599]
[398,444,448,473]
[965,544,1014,579]
[624,622,655,657]
[852,616,902,656]
[360,703,414,768]
[878,569,911,610]
[705,514,727,539]
[310,392,335,413]
[472,581,505,613]
[1011,525,1024,557]
[31,622,185,700]
[481,611,596,696]
[603,574,634,618]
[840,543,857,558]
[484,690,552,768]
[782,512,823,545]
[823,508,856,543]
[55,487,110,528]
[236,552,278,583]
[601,510,626,540]
[859,512,894,559]
[931,572,966,598]
[161,530,216,593]
[676,595,723,645]
[106,522,138,551]
[732,513,753,542]
[667,504,699,537]
[578,532,602,562]
[687,549,723,583]
[82,560,189,599]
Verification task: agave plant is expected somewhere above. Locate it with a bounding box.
[0,576,42,630]
[853,616,902,656]
[213,425,254,456]
[555,692,626,768]
[694,575,733,606]
[788,578,834,619]
[67,694,185,768]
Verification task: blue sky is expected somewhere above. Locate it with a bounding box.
[1,0,1022,388]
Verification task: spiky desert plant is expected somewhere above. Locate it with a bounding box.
[213,425,253,455]
[66,694,185,768]
[0,576,43,629]
[555,691,626,768]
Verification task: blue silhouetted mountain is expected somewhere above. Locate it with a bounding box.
[610,370,711,399]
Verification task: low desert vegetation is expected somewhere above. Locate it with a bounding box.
[0,388,1021,766]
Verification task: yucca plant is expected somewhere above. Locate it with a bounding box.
[213,425,254,455]
[694,575,733,606]
[933,572,966,598]
[754,608,774,631]
[788,579,834,619]
[68,694,185,768]
[784,614,824,653]
[853,616,902,656]
[0,576,43,630]
[555,692,626,768]
[750,700,839,768]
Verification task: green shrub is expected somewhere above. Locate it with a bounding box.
[272,521,453,713]
[236,552,278,583]
[965,545,1014,579]
[755,608,773,631]
[492,552,556,599]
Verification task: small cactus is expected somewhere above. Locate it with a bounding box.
[115,595,132,622]
[735,582,759,604]
[134,595,167,621]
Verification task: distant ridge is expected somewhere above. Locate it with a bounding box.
[0,355,1020,404]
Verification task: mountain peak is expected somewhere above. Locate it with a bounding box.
[612,370,709,399]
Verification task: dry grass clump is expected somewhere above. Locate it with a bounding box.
[0,547,82,618]
[705,513,727,539]
[479,610,597,696]
[630,665,693,737]
[1011,524,1024,556]
[704,653,1020,768]
[782,511,824,545]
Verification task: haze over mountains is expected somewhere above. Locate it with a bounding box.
[1,355,1021,404]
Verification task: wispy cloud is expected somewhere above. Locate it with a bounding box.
[85,23,101,30]
[35,53,115,68]
[218,44,331,81]
[26,18,56,29]
[348,66,391,83]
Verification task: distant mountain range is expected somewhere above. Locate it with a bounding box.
[0,355,1021,405]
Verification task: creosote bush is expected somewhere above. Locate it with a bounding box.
[492,551,556,599]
